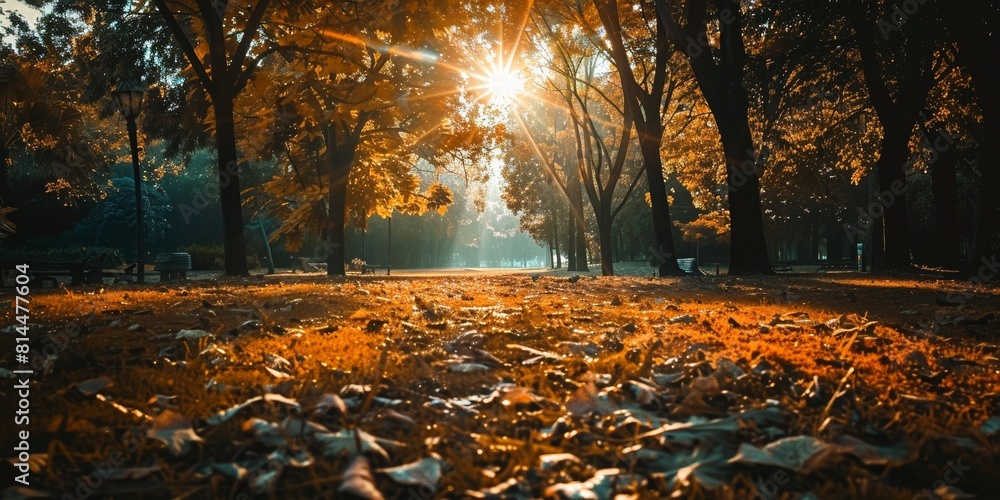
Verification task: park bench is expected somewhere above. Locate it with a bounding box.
[773,261,794,272]
[677,258,705,276]
[296,256,329,272]
[817,258,855,272]
[154,253,192,282]
[706,260,729,276]
[361,264,386,275]
[0,258,103,287]
[102,263,137,283]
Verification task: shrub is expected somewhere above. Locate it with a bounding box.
[180,244,262,271]
[0,247,125,268]
[181,244,225,270]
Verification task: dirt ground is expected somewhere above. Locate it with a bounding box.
[2,272,999,498]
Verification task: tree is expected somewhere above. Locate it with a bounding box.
[247,0,496,275]
[146,0,296,276]
[592,0,686,276]
[845,0,953,271]
[655,0,771,274]
[944,0,1000,273]
[65,176,172,248]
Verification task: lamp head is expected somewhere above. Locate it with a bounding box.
[112,80,145,120]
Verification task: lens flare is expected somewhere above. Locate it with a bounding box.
[484,66,524,104]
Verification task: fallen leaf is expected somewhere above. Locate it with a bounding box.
[206,394,300,425]
[538,453,582,472]
[730,435,833,472]
[980,416,1000,436]
[148,410,203,456]
[175,329,211,340]
[448,362,492,373]
[379,455,444,491]
[836,435,913,466]
[315,428,399,459]
[566,378,617,415]
[265,366,292,378]
[543,468,632,499]
[337,455,384,500]
[75,377,112,396]
[507,343,562,365]
[314,393,348,415]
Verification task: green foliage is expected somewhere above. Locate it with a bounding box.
[180,243,225,270]
[180,243,260,270]
[64,177,172,248]
[0,246,124,268]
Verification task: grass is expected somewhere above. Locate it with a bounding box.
[2,272,999,498]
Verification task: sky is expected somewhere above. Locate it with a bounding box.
[1,0,43,40]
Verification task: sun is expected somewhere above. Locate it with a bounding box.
[485,66,525,105]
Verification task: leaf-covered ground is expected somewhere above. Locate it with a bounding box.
[2,273,1000,499]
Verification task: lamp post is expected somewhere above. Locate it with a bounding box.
[0,62,15,197]
[112,81,146,284]
[386,210,392,276]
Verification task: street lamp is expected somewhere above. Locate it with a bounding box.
[0,62,15,190]
[112,80,146,283]
[386,209,392,276]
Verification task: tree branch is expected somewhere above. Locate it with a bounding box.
[151,0,216,99]
[231,0,273,83]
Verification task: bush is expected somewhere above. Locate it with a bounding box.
[181,244,225,270]
[0,247,125,268]
[180,244,261,271]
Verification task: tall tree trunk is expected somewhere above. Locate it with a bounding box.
[720,132,771,274]
[575,226,589,271]
[594,0,684,277]
[598,202,614,276]
[929,131,959,268]
[0,146,12,206]
[566,207,577,271]
[212,97,249,276]
[640,132,685,276]
[553,209,562,268]
[566,153,589,271]
[968,141,1000,273]
[875,129,912,270]
[325,123,355,276]
[848,1,942,272]
[326,163,349,276]
[656,0,771,275]
[952,11,1000,275]
[809,222,819,264]
[548,241,554,269]
[871,205,884,272]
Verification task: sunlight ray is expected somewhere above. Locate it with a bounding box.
[510,110,589,231]
[318,29,440,65]
[503,0,535,79]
